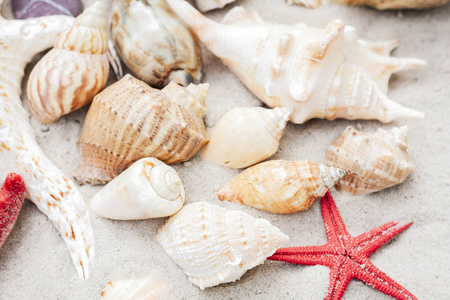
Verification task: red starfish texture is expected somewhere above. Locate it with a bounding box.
[268,191,416,300]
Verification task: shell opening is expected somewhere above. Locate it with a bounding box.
[149,165,182,201]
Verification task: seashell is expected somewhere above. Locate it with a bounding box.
[195,0,236,12]
[326,126,415,195]
[331,0,450,9]
[73,74,209,185]
[201,107,292,169]
[90,158,185,220]
[110,0,202,88]
[218,160,346,214]
[166,1,426,124]
[284,0,322,9]
[26,2,109,124]
[156,201,289,290]
[0,7,93,278]
[12,0,83,19]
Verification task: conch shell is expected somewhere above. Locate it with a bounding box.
[90,158,185,220]
[110,0,202,88]
[73,74,209,185]
[157,201,289,290]
[26,2,109,124]
[166,0,426,124]
[285,0,322,9]
[218,160,346,214]
[195,0,236,12]
[201,107,292,169]
[326,126,415,195]
[331,0,450,9]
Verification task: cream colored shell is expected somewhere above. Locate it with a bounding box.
[157,201,289,290]
[166,0,425,124]
[195,0,236,12]
[331,0,449,9]
[326,126,415,195]
[285,0,322,9]
[26,2,109,124]
[218,160,346,214]
[201,107,292,168]
[90,158,185,220]
[73,74,209,185]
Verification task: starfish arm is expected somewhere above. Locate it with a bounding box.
[271,244,338,256]
[350,221,398,252]
[268,252,337,267]
[321,192,351,249]
[324,256,353,300]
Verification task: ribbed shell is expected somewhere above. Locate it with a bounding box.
[73,74,208,185]
[157,202,289,290]
[110,0,202,88]
[201,107,292,168]
[26,2,109,124]
[195,0,236,12]
[330,0,449,9]
[218,160,346,214]
[326,126,415,195]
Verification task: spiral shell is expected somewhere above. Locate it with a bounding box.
[326,126,415,195]
[201,107,292,169]
[73,74,209,185]
[157,202,289,290]
[218,160,346,214]
[26,1,109,124]
[195,0,236,12]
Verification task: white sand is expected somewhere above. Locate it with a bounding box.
[0,0,449,299]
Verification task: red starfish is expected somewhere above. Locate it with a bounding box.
[268,191,416,300]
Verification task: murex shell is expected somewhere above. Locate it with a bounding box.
[90,158,185,220]
[195,0,236,12]
[166,0,426,124]
[326,126,415,195]
[110,0,202,88]
[73,74,209,185]
[330,0,450,9]
[157,202,289,290]
[218,160,347,214]
[201,107,292,169]
[12,0,83,19]
[26,2,109,124]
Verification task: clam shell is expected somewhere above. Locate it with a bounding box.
[331,0,449,9]
[218,160,346,214]
[195,0,236,12]
[157,202,289,290]
[26,2,109,124]
[73,74,209,185]
[201,107,292,168]
[90,158,185,220]
[326,126,415,195]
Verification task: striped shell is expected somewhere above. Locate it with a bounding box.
[218,160,347,214]
[73,74,209,185]
[157,202,289,290]
[326,126,415,195]
[26,2,109,124]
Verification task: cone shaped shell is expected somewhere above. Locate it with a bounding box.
[73,74,208,185]
[201,107,292,168]
[157,202,289,290]
[326,126,415,195]
[26,1,109,123]
[218,160,346,214]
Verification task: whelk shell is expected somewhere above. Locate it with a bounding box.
[195,0,236,12]
[26,1,109,124]
[73,74,209,185]
[157,201,289,290]
[326,126,415,195]
[110,0,202,88]
[167,0,425,124]
[201,107,292,169]
[90,158,185,220]
[218,160,346,214]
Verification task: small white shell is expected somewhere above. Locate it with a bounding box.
[101,274,171,299]
[195,0,236,12]
[90,158,185,220]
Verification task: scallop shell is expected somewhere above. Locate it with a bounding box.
[156,201,289,290]
[26,1,109,124]
[331,0,449,9]
[110,0,202,88]
[201,107,292,169]
[195,0,236,12]
[166,1,425,124]
[73,74,209,185]
[285,0,322,9]
[326,126,415,195]
[218,160,346,214]
[90,158,185,220]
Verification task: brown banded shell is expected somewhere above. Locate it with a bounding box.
[72,74,209,185]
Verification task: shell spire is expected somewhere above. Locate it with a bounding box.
[162,82,209,117]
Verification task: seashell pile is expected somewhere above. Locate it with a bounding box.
[218,160,347,214]
[157,201,289,290]
[326,126,415,195]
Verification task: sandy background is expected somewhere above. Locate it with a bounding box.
[0,0,449,299]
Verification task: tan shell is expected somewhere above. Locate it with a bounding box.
[326,126,415,195]
[157,201,289,290]
[201,107,292,169]
[218,160,346,214]
[73,74,209,185]
[26,2,109,124]
[331,0,449,9]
